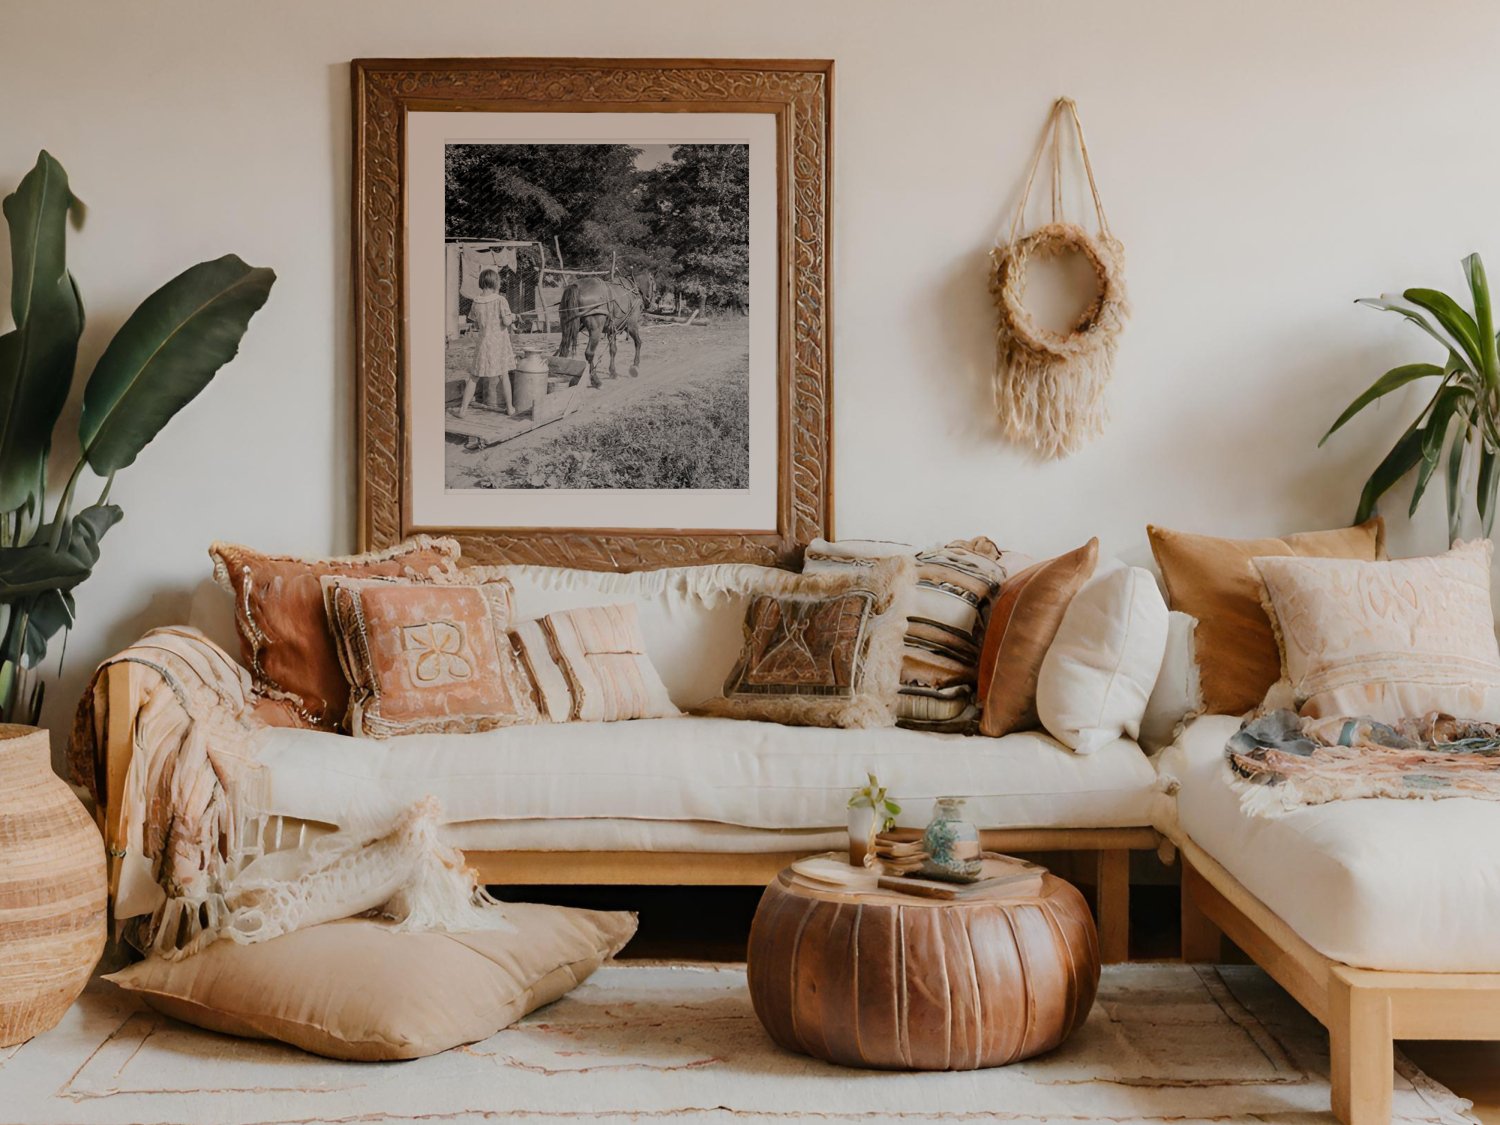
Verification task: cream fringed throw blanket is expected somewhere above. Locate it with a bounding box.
[1226,708,1500,816]
[70,627,510,960]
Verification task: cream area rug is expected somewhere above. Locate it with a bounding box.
[0,963,1474,1124]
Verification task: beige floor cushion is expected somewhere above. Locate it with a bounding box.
[105,903,637,1060]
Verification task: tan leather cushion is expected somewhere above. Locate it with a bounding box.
[210,537,461,730]
[323,575,539,737]
[105,904,637,1061]
[977,539,1099,737]
[1147,518,1385,716]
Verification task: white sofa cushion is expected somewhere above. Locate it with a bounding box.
[1035,564,1168,754]
[249,717,1158,834]
[1159,714,1500,972]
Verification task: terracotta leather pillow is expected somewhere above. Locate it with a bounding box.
[1147,518,1385,716]
[210,537,461,730]
[323,575,540,738]
[105,904,637,1061]
[977,539,1099,738]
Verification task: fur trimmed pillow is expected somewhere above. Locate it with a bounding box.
[699,555,916,729]
[210,537,461,730]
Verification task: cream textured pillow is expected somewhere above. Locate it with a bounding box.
[105,904,637,1061]
[1254,540,1500,722]
[1036,564,1169,754]
[510,603,679,722]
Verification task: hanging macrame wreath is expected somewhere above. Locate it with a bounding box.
[991,98,1129,460]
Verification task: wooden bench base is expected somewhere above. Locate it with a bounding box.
[1178,836,1500,1125]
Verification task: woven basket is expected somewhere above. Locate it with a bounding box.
[0,724,106,1046]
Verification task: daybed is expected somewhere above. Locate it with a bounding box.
[89,560,1162,964]
[1161,715,1500,1125]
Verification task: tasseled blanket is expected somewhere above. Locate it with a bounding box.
[70,627,510,960]
[1226,708,1500,816]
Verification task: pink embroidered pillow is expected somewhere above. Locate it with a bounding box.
[510,604,679,723]
[1254,540,1500,722]
[322,575,539,738]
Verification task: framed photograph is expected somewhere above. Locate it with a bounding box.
[352,58,833,569]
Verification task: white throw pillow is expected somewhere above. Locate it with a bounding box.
[1138,611,1202,752]
[1036,564,1169,754]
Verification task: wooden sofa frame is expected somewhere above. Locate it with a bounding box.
[1179,835,1500,1125]
[99,661,1156,963]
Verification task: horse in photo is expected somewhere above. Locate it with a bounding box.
[557,276,645,381]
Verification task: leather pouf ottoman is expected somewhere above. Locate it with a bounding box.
[747,866,1099,1070]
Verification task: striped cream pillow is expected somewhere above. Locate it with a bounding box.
[511,603,679,723]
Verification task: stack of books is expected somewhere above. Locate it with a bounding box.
[871,833,928,875]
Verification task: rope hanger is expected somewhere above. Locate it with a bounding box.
[989,97,1129,461]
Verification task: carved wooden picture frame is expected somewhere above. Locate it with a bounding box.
[352,58,833,569]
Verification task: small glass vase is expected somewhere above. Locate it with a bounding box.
[921,797,983,882]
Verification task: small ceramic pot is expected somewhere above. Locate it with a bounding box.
[921,796,983,882]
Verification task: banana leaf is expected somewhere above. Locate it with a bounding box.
[0,542,91,599]
[79,255,274,474]
[1446,411,1472,544]
[1320,362,1443,445]
[0,152,84,513]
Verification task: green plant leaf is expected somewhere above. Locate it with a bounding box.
[79,254,274,474]
[0,542,91,598]
[1357,295,1473,367]
[1410,387,1469,517]
[1446,415,1470,544]
[0,151,84,512]
[1404,287,1484,372]
[1355,421,1426,524]
[1320,363,1443,445]
[1481,447,1500,536]
[1463,253,1499,390]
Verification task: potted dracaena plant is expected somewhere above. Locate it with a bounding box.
[0,151,274,724]
[1323,253,1500,544]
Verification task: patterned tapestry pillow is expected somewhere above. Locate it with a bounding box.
[322,575,538,738]
[804,538,1024,731]
[211,537,461,730]
[701,555,916,729]
[1254,540,1500,723]
[510,603,679,723]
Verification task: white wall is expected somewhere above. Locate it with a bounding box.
[2,0,1497,743]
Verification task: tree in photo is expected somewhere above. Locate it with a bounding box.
[642,144,750,311]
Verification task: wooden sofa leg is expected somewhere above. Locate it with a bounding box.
[1179,858,1224,963]
[1094,848,1129,964]
[1328,968,1393,1125]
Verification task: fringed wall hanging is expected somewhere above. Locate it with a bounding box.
[990,97,1129,460]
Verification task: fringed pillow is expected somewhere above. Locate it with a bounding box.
[322,574,539,738]
[804,538,1025,732]
[210,537,461,730]
[700,555,916,729]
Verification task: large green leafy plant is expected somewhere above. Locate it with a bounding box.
[1324,253,1500,543]
[0,151,274,724]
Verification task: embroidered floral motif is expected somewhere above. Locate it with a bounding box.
[400,620,473,685]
